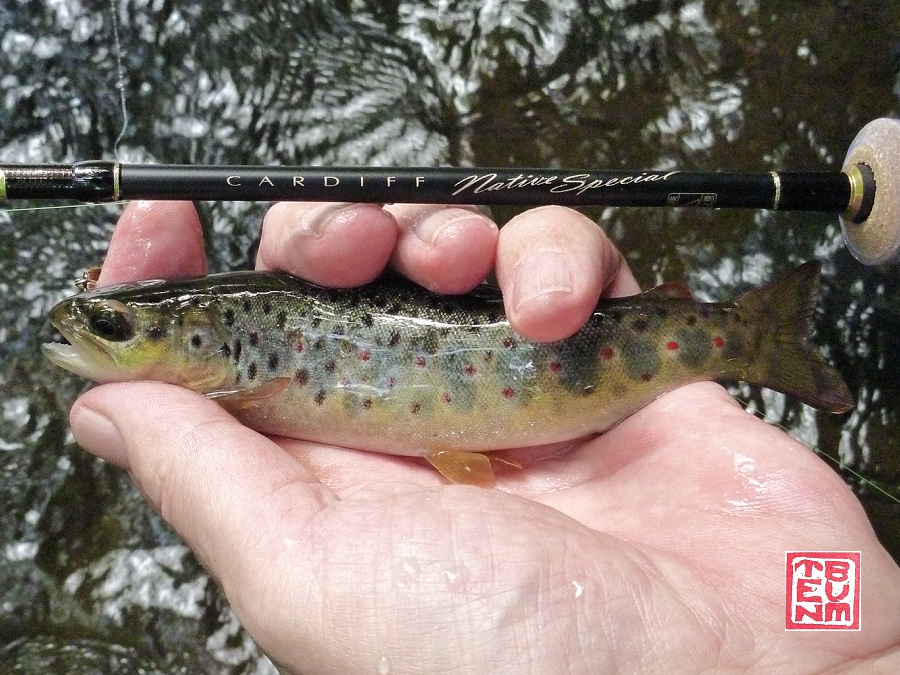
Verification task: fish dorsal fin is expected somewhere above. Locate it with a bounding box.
[642,281,693,300]
[206,378,292,410]
[425,449,496,487]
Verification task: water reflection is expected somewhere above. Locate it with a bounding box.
[1,0,899,671]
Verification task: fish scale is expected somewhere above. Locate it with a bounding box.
[44,261,853,486]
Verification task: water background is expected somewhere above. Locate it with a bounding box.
[1,1,899,671]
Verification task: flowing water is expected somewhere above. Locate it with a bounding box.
[1,1,899,671]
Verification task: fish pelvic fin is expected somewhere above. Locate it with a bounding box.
[425,449,496,488]
[736,260,853,413]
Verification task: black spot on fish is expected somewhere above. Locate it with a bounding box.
[361,313,374,328]
[224,308,235,327]
[411,402,421,414]
[147,324,164,341]
[312,317,321,328]
[363,398,373,409]
[655,307,669,318]
[248,362,258,380]
[190,334,202,348]
[249,332,260,347]
[276,311,287,330]
[219,343,231,358]
[333,325,345,336]
[583,385,594,396]
[268,353,279,371]
[314,389,326,405]
[466,325,482,333]
[324,360,336,373]
[632,318,648,333]
[389,302,402,314]
[235,372,242,385]
[487,311,500,323]
[686,314,697,326]
[372,295,388,308]
[503,337,517,349]
[608,310,623,323]
[242,299,252,313]
[233,340,242,362]
[295,368,309,385]
[262,300,272,315]
[389,331,401,346]
[314,336,326,350]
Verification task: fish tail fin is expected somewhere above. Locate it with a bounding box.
[736,261,853,413]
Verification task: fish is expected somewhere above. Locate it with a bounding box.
[43,260,853,486]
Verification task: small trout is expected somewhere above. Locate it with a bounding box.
[44,261,852,485]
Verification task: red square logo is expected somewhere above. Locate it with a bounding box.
[785,552,860,630]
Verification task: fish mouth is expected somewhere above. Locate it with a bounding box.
[42,305,124,382]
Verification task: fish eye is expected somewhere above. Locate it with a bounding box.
[88,300,135,342]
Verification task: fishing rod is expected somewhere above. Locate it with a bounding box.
[2,118,899,265]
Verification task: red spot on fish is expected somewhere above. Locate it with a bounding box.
[601,347,614,360]
[550,360,562,373]
[296,342,304,353]
[503,337,517,349]
[359,350,371,362]
[441,392,452,403]
[415,356,426,367]
[666,341,679,351]
[464,364,477,376]
[501,387,515,398]
[714,336,724,349]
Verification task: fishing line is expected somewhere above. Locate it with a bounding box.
[739,398,900,505]
[108,0,129,157]
[0,201,128,214]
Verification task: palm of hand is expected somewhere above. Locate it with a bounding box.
[214,382,892,673]
[74,201,900,673]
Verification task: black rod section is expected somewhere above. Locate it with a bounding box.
[0,161,853,212]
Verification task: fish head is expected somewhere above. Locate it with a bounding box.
[43,279,230,389]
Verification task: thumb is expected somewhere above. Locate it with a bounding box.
[69,382,335,575]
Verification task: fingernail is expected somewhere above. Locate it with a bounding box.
[293,202,355,238]
[71,406,128,465]
[512,251,575,312]
[411,208,486,247]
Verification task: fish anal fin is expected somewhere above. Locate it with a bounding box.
[207,377,291,410]
[643,280,693,300]
[425,449,495,488]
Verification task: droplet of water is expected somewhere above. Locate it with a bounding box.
[572,580,584,598]
[376,655,391,675]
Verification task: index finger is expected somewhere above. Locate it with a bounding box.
[96,200,206,287]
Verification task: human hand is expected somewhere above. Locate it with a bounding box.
[69,200,900,673]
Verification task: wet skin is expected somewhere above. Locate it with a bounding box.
[68,200,900,674]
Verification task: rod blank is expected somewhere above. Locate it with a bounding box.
[0,161,855,214]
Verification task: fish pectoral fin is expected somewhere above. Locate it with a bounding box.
[425,449,496,488]
[206,378,292,410]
